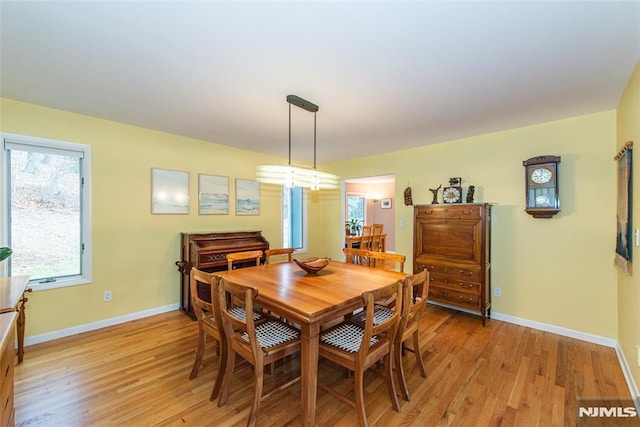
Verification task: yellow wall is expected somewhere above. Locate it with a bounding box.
[617,60,640,391]
[0,98,334,336]
[324,111,618,338]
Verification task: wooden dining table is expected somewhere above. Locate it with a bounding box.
[216,260,406,426]
[0,275,31,362]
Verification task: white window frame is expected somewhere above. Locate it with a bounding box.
[1,132,93,290]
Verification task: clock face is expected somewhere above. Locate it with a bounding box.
[530,167,553,184]
[442,187,461,204]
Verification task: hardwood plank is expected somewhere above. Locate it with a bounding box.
[14,305,637,426]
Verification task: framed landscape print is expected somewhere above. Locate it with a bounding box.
[235,178,260,215]
[198,174,229,215]
[614,141,633,274]
[151,168,189,214]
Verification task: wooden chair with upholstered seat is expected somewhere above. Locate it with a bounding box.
[226,250,263,270]
[318,280,403,426]
[367,251,405,273]
[395,268,430,401]
[216,277,302,427]
[265,248,294,264]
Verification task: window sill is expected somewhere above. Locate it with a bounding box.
[29,276,92,291]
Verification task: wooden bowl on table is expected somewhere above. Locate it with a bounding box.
[293,257,331,275]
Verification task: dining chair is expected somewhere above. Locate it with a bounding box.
[370,223,384,252]
[216,277,301,427]
[395,269,430,401]
[343,247,370,266]
[188,268,225,400]
[358,225,373,251]
[226,250,263,270]
[318,280,403,426]
[265,248,294,264]
[367,251,405,273]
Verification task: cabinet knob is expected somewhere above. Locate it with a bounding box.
[459,269,473,276]
[459,282,472,289]
[459,296,474,304]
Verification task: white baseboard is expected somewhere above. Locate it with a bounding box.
[24,303,181,347]
[616,342,640,411]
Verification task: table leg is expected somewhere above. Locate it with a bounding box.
[300,322,320,427]
[16,295,27,362]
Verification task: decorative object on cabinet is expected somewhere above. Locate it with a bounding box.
[198,174,229,215]
[523,156,561,218]
[614,141,633,274]
[428,184,442,204]
[255,95,340,190]
[381,198,392,209]
[466,185,475,203]
[175,231,269,319]
[442,177,462,204]
[151,168,189,214]
[413,203,491,325]
[403,186,413,206]
[235,179,260,215]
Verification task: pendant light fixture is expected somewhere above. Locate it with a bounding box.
[256,95,341,190]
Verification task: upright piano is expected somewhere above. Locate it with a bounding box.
[175,230,269,319]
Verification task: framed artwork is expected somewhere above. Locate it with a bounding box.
[381,198,392,209]
[151,168,189,214]
[235,178,260,215]
[198,174,229,215]
[614,141,633,274]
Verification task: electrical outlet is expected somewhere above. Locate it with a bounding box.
[494,287,502,297]
[104,290,112,302]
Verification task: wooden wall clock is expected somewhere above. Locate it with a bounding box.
[523,155,561,218]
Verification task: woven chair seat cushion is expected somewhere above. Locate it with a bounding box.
[241,321,300,349]
[320,323,379,353]
[351,306,394,325]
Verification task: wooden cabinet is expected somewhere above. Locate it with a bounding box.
[0,312,17,427]
[413,203,491,324]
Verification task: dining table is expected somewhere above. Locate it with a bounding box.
[345,233,386,251]
[216,260,406,426]
[0,275,31,362]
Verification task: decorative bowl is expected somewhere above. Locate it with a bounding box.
[293,257,331,274]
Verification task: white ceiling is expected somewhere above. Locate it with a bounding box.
[1,1,639,165]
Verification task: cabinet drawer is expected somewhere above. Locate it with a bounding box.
[429,275,481,294]
[415,205,482,219]
[419,264,482,281]
[428,286,481,308]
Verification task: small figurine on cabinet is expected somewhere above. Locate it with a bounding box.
[466,185,475,203]
[428,184,441,204]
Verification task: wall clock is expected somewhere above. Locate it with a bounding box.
[523,155,561,218]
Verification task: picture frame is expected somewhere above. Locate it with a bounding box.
[614,141,633,274]
[381,198,392,209]
[235,178,260,215]
[198,174,229,215]
[151,168,189,214]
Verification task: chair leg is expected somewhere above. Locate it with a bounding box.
[386,353,401,411]
[248,364,264,427]
[210,338,226,401]
[217,349,235,406]
[395,340,410,402]
[189,329,206,380]
[353,366,368,427]
[412,331,427,378]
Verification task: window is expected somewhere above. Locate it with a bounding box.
[346,193,366,226]
[2,133,92,289]
[283,186,307,252]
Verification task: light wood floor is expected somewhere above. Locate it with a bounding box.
[14,305,635,426]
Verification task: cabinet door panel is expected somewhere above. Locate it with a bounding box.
[417,219,482,264]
